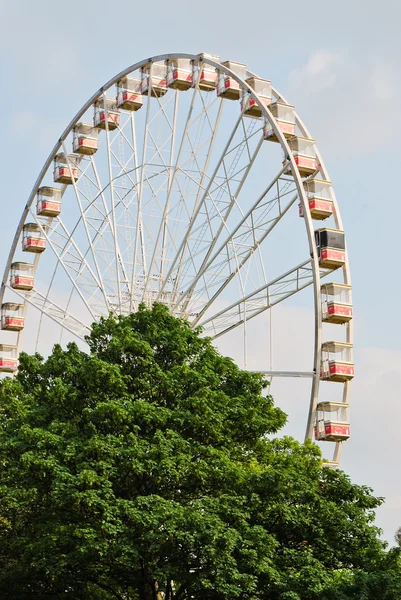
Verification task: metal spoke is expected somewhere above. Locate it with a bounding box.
[158,104,245,299]
[101,96,129,310]
[5,284,89,341]
[250,371,315,378]
[131,79,152,304]
[28,208,102,320]
[148,89,191,292]
[178,140,287,316]
[62,143,114,311]
[186,179,298,321]
[173,126,263,300]
[198,260,334,338]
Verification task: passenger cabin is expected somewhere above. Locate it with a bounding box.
[1,303,24,331]
[141,63,168,97]
[263,102,296,141]
[299,179,334,220]
[22,223,46,253]
[321,341,354,382]
[216,61,247,100]
[314,228,346,269]
[94,98,120,130]
[73,123,98,155]
[0,344,18,373]
[286,137,318,177]
[10,262,34,291]
[315,402,350,441]
[241,77,272,118]
[321,283,352,324]
[166,58,192,91]
[53,153,79,185]
[116,76,143,111]
[191,53,219,91]
[36,187,61,217]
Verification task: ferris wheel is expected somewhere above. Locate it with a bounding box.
[0,53,353,467]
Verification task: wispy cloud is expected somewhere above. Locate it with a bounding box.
[287,51,401,155]
[289,51,345,92]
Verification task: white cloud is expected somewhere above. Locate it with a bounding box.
[287,52,401,155]
[369,63,396,102]
[289,51,344,92]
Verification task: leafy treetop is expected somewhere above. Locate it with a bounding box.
[0,303,398,599]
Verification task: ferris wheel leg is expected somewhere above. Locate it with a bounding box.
[333,441,343,464]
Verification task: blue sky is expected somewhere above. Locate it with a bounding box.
[0,0,400,542]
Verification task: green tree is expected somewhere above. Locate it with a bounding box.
[318,549,401,599]
[0,304,395,599]
[395,526,401,547]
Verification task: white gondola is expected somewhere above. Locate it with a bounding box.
[241,77,272,117]
[73,123,99,155]
[116,76,143,111]
[141,63,168,97]
[166,58,192,91]
[315,402,350,441]
[36,187,61,217]
[0,344,18,373]
[94,98,120,130]
[216,60,247,100]
[53,153,79,185]
[1,303,24,331]
[286,137,318,177]
[22,223,46,253]
[191,53,219,91]
[263,102,296,141]
[10,262,34,291]
[299,179,334,220]
[321,283,352,324]
[314,228,346,269]
[321,341,354,382]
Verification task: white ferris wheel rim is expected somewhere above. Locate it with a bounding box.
[0,52,353,466]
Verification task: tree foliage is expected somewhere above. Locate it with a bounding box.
[0,303,398,599]
[395,526,401,547]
